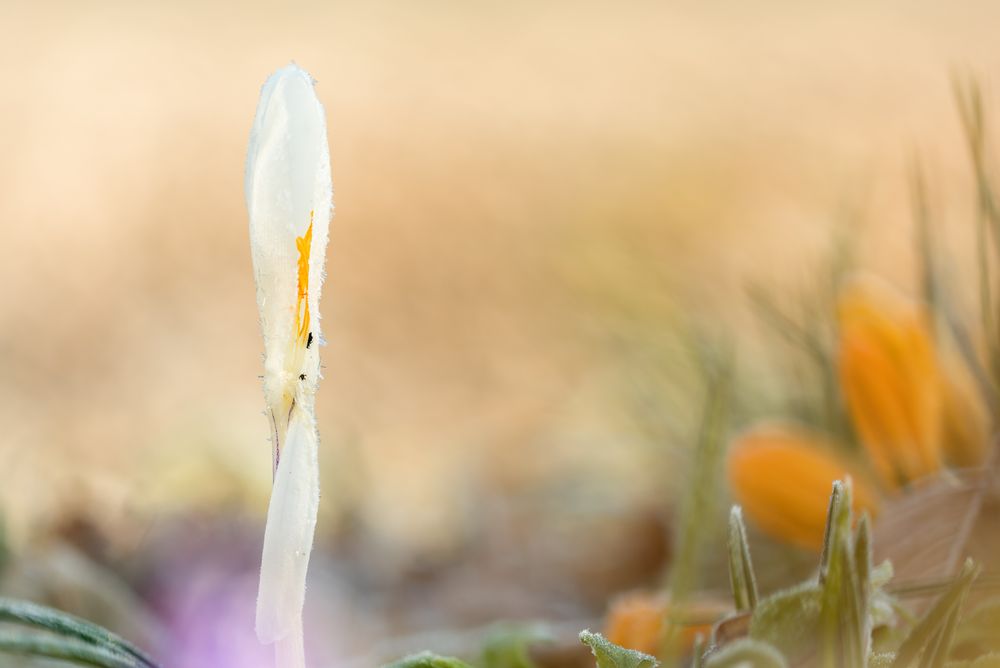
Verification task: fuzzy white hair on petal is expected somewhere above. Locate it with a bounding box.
[246,62,331,668]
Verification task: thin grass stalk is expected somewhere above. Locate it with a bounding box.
[663,351,732,661]
[954,75,1000,392]
[910,156,941,327]
[666,352,732,600]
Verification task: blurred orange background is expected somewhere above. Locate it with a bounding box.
[2,0,1000,662]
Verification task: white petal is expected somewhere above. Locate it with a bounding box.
[246,64,332,376]
[255,412,320,644]
[274,617,306,668]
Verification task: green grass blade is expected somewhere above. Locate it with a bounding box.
[727,506,758,612]
[818,480,849,586]
[0,598,158,668]
[0,631,138,668]
[892,559,980,668]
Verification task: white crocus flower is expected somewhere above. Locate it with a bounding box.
[246,63,332,667]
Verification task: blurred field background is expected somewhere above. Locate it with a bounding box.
[3,0,1000,665]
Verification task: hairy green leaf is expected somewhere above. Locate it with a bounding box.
[579,630,659,668]
[383,651,475,668]
[704,639,787,668]
[750,583,822,664]
[480,623,551,668]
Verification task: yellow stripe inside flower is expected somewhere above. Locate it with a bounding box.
[727,425,879,551]
[295,212,314,346]
[270,213,315,473]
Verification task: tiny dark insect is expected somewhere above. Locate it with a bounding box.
[299,374,306,381]
[306,332,314,348]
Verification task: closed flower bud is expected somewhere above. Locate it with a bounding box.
[246,63,333,666]
[604,592,727,657]
[727,424,879,551]
[837,276,942,489]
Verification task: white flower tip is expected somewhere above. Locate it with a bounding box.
[246,62,333,385]
[245,63,331,222]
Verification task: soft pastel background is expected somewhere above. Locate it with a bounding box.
[1,1,998,665]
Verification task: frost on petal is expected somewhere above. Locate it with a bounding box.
[246,64,333,428]
[255,411,320,644]
[246,62,331,659]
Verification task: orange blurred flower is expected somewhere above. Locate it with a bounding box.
[604,592,727,656]
[726,424,879,551]
[837,277,943,489]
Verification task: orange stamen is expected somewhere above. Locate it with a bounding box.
[294,213,314,344]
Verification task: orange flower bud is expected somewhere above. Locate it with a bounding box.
[727,424,879,551]
[604,592,727,656]
[837,277,943,489]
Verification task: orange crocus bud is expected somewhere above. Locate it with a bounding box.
[604,592,727,656]
[727,424,879,551]
[939,356,989,467]
[837,276,943,489]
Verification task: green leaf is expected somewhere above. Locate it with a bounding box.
[703,639,787,668]
[727,506,759,612]
[854,515,874,649]
[820,536,864,668]
[0,631,139,668]
[0,598,158,668]
[892,559,980,668]
[579,630,659,668]
[750,582,822,664]
[382,651,475,668]
[818,479,850,586]
[480,623,551,668]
